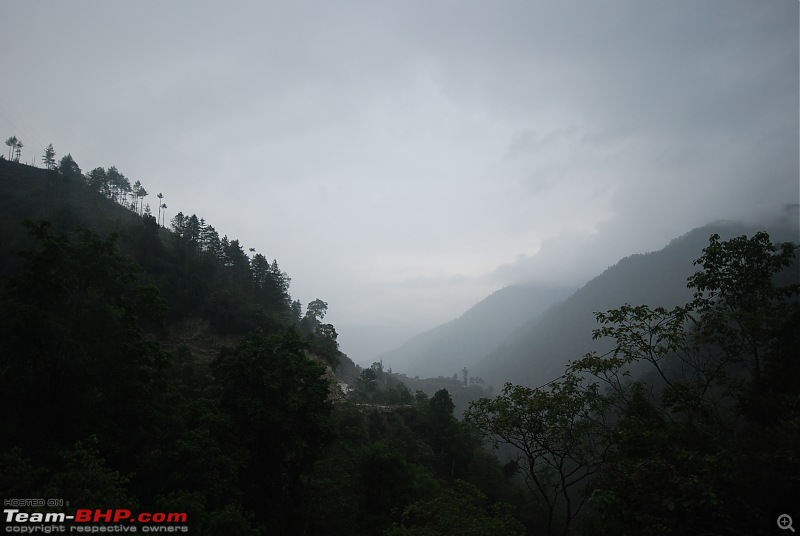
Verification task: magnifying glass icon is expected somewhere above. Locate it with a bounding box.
[778,514,795,532]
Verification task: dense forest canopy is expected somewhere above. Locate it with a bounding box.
[1,153,798,534]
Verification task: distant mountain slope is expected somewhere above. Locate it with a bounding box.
[472,221,800,389]
[382,284,571,378]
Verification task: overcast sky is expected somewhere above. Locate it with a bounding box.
[2,1,798,365]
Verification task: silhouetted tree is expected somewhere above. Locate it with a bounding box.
[58,154,82,181]
[42,144,56,170]
[156,193,164,225]
[136,183,148,215]
[170,212,186,237]
[132,180,143,213]
[4,136,17,160]
[467,231,799,535]
[86,167,108,196]
[211,327,333,530]
[299,299,325,336]
[185,214,201,244]
[203,223,220,256]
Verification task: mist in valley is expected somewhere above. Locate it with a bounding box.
[2,1,798,534]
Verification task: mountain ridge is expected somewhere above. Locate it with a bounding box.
[380,283,572,378]
[472,221,800,389]
[378,219,798,389]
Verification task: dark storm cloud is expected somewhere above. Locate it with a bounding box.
[1,0,796,364]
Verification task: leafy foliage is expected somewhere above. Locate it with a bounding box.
[0,221,168,464]
[468,231,799,535]
[5,156,794,534]
[210,327,334,530]
[466,375,609,535]
[0,160,527,534]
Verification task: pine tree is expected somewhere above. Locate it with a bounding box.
[156,193,164,226]
[58,154,82,180]
[42,144,56,170]
[4,136,16,160]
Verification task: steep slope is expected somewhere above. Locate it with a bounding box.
[0,160,144,277]
[0,158,361,375]
[382,284,571,378]
[472,221,800,389]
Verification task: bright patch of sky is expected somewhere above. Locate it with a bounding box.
[2,0,797,364]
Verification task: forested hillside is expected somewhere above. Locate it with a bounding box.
[2,155,797,535]
[467,229,800,534]
[472,221,800,390]
[0,157,529,534]
[1,158,292,336]
[381,284,570,379]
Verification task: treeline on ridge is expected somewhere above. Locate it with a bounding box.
[1,151,798,535]
[0,156,526,534]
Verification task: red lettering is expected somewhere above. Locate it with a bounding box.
[94,509,113,522]
[74,509,92,522]
[113,509,131,522]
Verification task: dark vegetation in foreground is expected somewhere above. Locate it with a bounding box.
[1,154,798,535]
[0,157,525,534]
